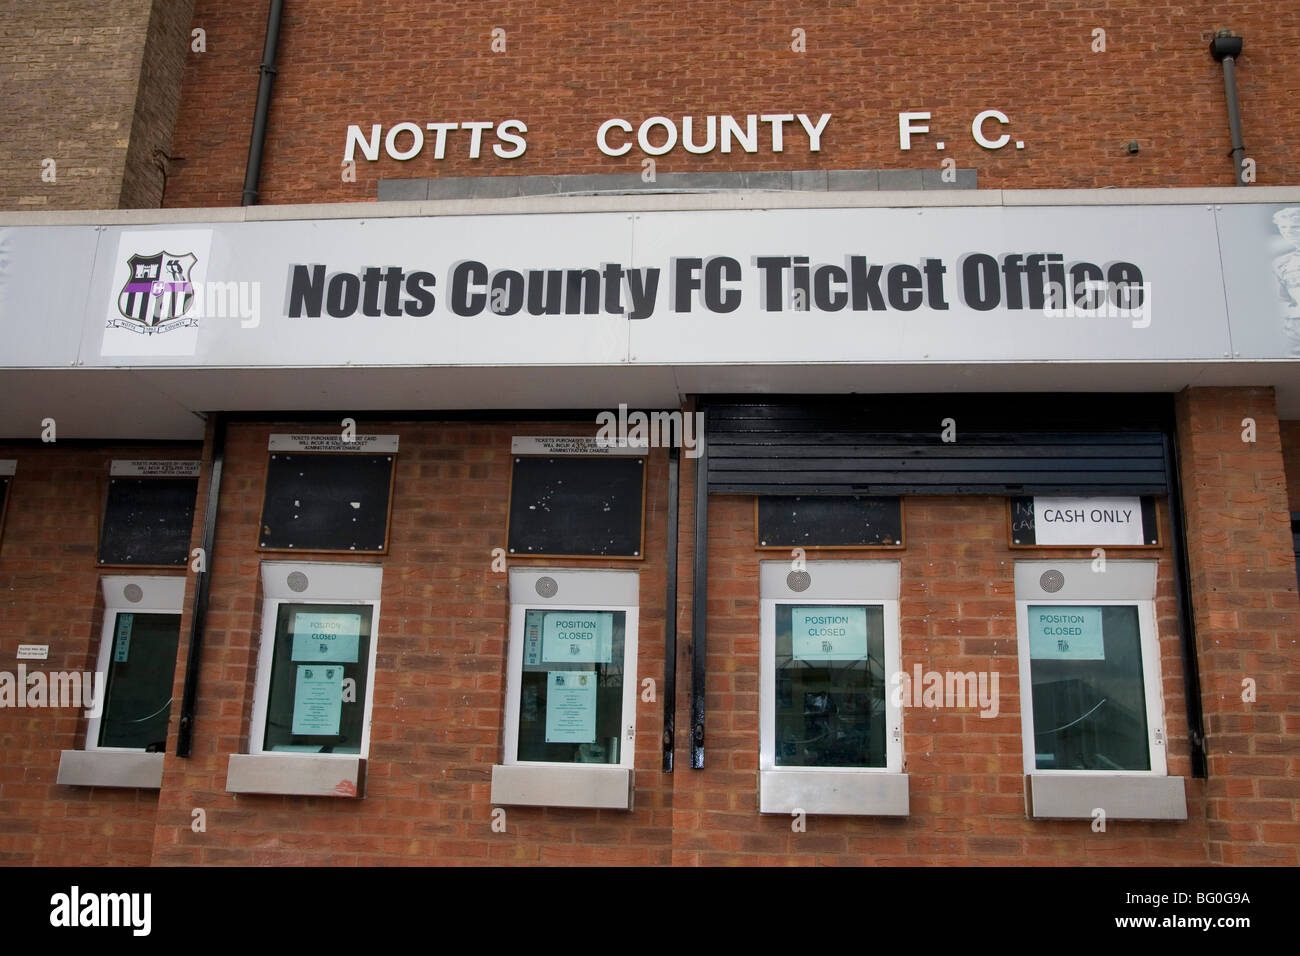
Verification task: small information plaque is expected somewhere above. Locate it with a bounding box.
[110,460,200,478]
[16,644,48,661]
[268,434,400,454]
[511,436,647,457]
[113,614,133,663]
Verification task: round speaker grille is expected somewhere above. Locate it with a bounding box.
[123,583,144,604]
[786,570,812,592]
[287,571,309,593]
[1039,569,1065,593]
[535,576,558,598]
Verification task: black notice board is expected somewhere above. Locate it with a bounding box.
[757,495,904,548]
[259,453,395,552]
[1009,496,1159,546]
[97,477,199,566]
[507,456,645,558]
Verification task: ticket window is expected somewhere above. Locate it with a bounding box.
[56,575,185,790]
[759,560,907,816]
[226,562,381,798]
[1015,560,1186,821]
[492,568,639,810]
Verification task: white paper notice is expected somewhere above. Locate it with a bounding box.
[1032,496,1145,546]
[545,671,597,743]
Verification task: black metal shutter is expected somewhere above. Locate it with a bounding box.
[704,395,1172,496]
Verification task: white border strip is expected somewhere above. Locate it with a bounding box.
[3,186,1300,227]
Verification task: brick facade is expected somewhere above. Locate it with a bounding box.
[1,392,1295,865]
[0,2,1297,870]
[150,422,673,866]
[0,442,198,865]
[0,0,193,211]
[158,1,1300,208]
[1175,388,1300,865]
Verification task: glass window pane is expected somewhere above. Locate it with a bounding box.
[263,603,372,754]
[1027,604,1149,770]
[774,604,886,768]
[517,609,625,764]
[98,612,181,749]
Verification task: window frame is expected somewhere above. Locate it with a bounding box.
[501,568,639,771]
[85,574,186,753]
[759,560,903,777]
[1014,560,1168,778]
[249,561,382,759]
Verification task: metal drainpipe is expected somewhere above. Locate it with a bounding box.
[176,413,225,757]
[662,444,679,772]
[1209,30,1247,186]
[241,0,285,206]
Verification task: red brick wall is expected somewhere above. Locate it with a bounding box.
[0,443,199,865]
[149,422,672,865]
[671,493,1209,865]
[1175,388,1300,865]
[163,1,1300,208]
[5,398,1295,865]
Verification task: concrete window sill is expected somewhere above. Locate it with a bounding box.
[760,769,910,816]
[225,753,365,798]
[1026,773,1187,821]
[490,764,634,810]
[57,750,164,790]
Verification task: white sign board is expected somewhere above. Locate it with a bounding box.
[268,434,399,453]
[511,436,647,457]
[1032,496,1146,546]
[1,202,1298,373]
[16,645,48,661]
[110,459,201,478]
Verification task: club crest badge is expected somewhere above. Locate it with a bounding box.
[110,251,199,333]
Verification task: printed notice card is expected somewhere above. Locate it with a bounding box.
[1028,606,1105,660]
[542,611,613,663]
[545,671,597,743]
[791,606,868,662]
[292,665,344,735]
[291,612,361,662]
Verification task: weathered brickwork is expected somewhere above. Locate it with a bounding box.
[0,0,192,211]
[162,1,1300,208]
